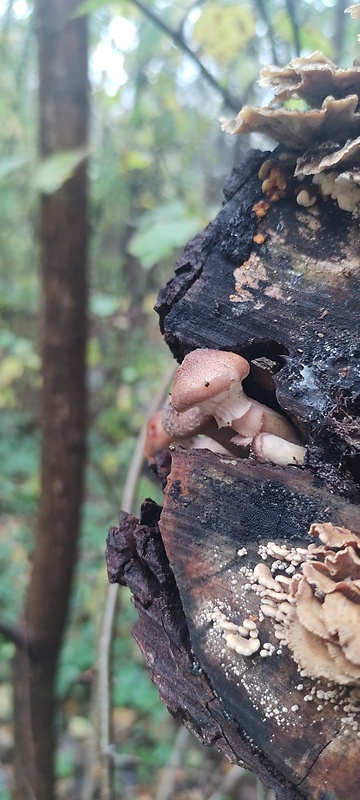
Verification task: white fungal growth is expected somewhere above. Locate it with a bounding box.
[297,189,317,207]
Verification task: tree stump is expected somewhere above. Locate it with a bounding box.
[107,148,360,800]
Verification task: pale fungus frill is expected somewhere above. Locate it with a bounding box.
[221,15,360,217]
[283,523,360,685]
[346,3,360,21]
[222,94,360,151]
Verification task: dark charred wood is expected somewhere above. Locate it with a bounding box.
[108,450,360,800]
[107,495,302,800]
[155,148,360,502]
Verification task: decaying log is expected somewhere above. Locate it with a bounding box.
[156,147,360,500]
[107,147,360,800]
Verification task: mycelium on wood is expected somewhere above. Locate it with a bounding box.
[107,16,360,800]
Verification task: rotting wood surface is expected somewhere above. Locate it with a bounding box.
[108,148,360,800]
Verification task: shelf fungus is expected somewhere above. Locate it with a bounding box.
[250,523,360,685]
[222,25,360,217]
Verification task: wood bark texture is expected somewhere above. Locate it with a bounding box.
[13,4,88,799]
[107,148,360,800]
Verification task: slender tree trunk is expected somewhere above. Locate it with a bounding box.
[13,3,88,798]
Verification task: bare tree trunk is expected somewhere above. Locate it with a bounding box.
[13,3,88,798]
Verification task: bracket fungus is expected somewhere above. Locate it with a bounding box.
[249,523,360,686]
[222,28,360,217]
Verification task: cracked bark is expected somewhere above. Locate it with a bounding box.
[107,148,360,800]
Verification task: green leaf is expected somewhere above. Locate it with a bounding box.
[128,217,200,268]
[90,292,119,317]
[128,201,203,268]
[32,147,89,194]
[0,154,27,181]
[122,150,153,171]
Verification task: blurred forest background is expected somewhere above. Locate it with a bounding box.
[0,0,358,798]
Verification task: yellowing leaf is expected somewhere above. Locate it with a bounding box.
[0,356,24,386]
[193,5,255,65]
[122,150,153,171]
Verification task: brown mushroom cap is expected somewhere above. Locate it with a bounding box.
[171,349,250,413]
[144,411,174,460]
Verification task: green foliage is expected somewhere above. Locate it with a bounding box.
[0,154,27,180]
[128,200,204,268]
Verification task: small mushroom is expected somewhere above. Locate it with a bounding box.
[171,349,301,449]
[144,411,174,461]
[296,188,317,207]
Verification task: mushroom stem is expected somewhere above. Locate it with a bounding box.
[251,432,306,466]
[231,400,301,445]
[161,398,245,456]
[161,397,212,439]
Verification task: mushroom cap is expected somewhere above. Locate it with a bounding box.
[171,349,250,413]
[144,411,173,460]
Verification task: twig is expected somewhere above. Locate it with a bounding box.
[155,725,190,800]
[0,620,28,649]
[98,359,177,800]
[253,0,280,65]
[333,0,346,64]
[207,763,249,800]
[128,0,242,112]
[285,0,301,56]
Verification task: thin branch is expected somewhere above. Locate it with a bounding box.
[0,620,28,649]
[128,0,242,112]
[285,0,301,57]
[207,764,249,800]
[155,725,190,800]
[253,0,280,65]
[97,360,177,800]
[333,0,346,64]
[177,0,209,39]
